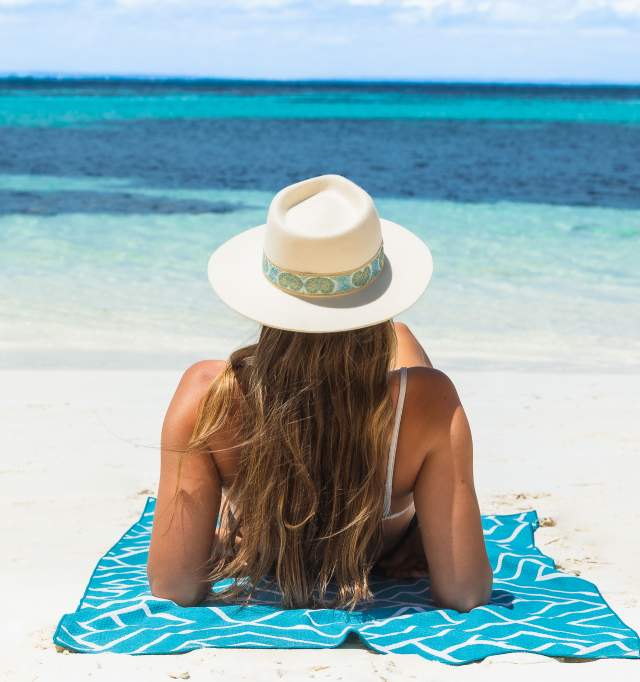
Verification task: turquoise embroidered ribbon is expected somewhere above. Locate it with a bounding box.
[262,243,384,297]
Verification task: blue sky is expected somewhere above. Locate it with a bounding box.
[1,1,639,82]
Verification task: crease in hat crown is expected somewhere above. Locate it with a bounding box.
[264,174,383,274]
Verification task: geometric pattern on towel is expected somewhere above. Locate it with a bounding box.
[53,497,640,665]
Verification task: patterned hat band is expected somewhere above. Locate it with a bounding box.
[262,243,385,298]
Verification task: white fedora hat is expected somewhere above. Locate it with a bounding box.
[208,174,433,333]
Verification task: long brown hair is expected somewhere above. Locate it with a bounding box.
[186,320,398,609]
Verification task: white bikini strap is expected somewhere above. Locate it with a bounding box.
[383,366,408,517]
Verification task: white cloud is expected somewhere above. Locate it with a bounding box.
[0,0,295,7]
[114,0,295,7]
[2,0,639,31]
[349,0,640,25]
[0,0,66,6]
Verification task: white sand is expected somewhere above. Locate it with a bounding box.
[2,368,639,681]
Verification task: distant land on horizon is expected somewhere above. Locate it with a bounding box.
[1,73,639,88]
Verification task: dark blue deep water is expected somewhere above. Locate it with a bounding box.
[1,78,640,212]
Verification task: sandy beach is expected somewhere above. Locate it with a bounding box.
[3,367,638,681]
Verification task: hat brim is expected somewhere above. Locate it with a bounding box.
[208,218,433,333]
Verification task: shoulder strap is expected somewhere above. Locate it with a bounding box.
[383,366,408,518]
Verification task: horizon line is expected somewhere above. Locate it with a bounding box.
[1,71,640,87]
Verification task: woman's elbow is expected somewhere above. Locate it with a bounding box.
[433,577,493,613]
[149,577,210,607]
[440,590,490,613]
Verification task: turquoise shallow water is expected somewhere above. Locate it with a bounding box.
[3,90,640,127]
[3,175,639,371]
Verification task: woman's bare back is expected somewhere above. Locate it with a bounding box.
[147,322,493,612]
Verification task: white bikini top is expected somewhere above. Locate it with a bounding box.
[382,366,412,521]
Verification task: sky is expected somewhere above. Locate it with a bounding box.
[0,0,639,83]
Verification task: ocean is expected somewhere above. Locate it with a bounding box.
[1,78,639,371]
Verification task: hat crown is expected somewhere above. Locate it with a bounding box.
[264,174,383,274]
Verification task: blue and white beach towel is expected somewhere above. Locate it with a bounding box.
[53,497,640,664]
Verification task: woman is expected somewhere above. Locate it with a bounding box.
[147,175,493,612]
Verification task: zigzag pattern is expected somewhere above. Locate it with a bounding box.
[53,498,640,664]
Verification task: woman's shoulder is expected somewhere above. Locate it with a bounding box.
[405,366,459,400]
[164,360,228,433]
[400,366,464,448]
[389,365,458,401]
[180,359,228,389]
[176,360,227,404]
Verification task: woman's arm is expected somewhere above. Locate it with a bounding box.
[147,360,225,606]
[412,368,493,612]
